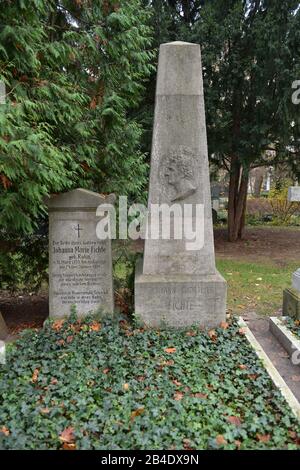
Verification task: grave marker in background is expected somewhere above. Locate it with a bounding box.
[283,186,300,319]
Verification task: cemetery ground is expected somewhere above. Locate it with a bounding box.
[1,226,300,450]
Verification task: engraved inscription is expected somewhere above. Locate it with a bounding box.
[50,215,112,315]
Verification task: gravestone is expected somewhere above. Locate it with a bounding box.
[135,41,227,328]
[292,269,300,292]
[0,313,8,341]
[283,186,300,319]
[47,189,114,318]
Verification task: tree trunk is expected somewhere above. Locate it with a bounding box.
[253,167,265,197]
[227,157,249,242]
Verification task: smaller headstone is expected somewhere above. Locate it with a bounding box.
[283,288,300,320]
[211,184,220,212]
[0,313,8,341]
[292,269,300,292]
[288,186,300,202]
[47,189,115,318]
[282,186,300,318]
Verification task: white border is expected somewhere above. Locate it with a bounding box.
[238,317,300,420]
[269,316,300,362]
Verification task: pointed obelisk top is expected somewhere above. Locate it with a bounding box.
[156,41,203,96]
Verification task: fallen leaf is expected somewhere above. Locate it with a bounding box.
[174,391,184,401]
[90,322,101,332]
[192,392,208,399]
[66,335,74,343]
[216,434,227,446]
[130,407,145,421]
[227,415,242,426]
[172,379,182,387]
[123,383,130,391]
[162,360,174,366]
[119,320,129,330]
[62,442,76,450]
[183,438,192,450]
[238,328,246,336]
[89,96,97,109]
[165,347,176,354]
[59,426,75,444]
[40,408,50,414]
[288,430,300,445]
[256,433,271,443]
[247,374,259,380]
[52,319,65,331]
[31,368,39,383]
[208,329,217,342]
[103,368,110,374]
[51,378,58,385]
[186,331,196,337]
[220,321,229,330]
[0,426,10,436]
[0,174,13,189]
[238,364,247,370]
[235,440,242,449]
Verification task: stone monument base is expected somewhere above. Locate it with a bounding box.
[283,288,300,320]
[135,259,226,328]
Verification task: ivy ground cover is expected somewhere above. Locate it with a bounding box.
[283,317,300,340]
[0,315,299,450]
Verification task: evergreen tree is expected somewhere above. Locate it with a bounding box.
[143,0,300,241]
[0,0,153,234]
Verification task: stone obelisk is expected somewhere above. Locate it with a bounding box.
[135,41,227,328]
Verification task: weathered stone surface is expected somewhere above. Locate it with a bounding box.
[288,186,300,202]
[135,260,226,328]
[48,189,114,318]
[283,288,300,320]
[292,269,300,293]
[285,187,300,307]
[135,42,227,328]
[0,312,8,340]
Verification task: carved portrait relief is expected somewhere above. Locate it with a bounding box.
[160,147,198,202]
